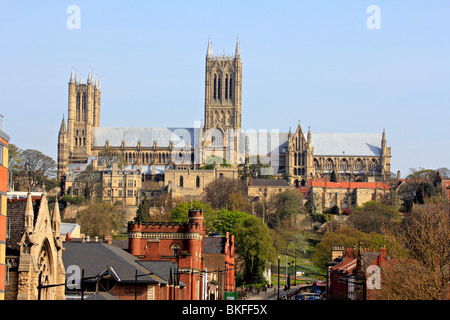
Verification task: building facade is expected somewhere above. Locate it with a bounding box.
[57,40,392,193]
[5,192,66,300]
[0,120,9,300]
[128,209,206,300]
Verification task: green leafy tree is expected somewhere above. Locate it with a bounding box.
[311,226,384,268]
[268,189,304,228]
[348,201,402,233]
[204,177,247,210]
[233,215,276,284]
[135,197,151,223]
[210,208,250,235]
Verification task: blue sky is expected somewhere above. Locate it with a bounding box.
[1,1,449,177]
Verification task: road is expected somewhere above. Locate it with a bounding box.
[246,284,308,300]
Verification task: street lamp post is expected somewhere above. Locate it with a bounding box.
[277,256,280,300]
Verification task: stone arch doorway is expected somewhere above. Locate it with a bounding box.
[37,238,55,300]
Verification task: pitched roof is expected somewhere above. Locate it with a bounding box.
[203,236,227,254]
[93,127,200,148]
[62,242,164,284]
[249,178,290,187]
[311,133,383,157]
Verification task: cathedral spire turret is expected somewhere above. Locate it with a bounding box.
[24,192,34,232]
[69,67,75,83]
[59,114,66,134]
[206,37,213,58]
[235,37,241,59]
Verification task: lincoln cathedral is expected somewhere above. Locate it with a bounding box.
[57,39,391,194]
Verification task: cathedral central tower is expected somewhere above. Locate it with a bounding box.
[204,39,242,133]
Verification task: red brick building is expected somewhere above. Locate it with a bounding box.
[0,124,9,300]
[327,245,387,300]
[203,232,235,300]
[128,209,206,300]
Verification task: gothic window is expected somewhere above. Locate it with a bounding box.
[82,93,87,121]
[229,77,233,99]
[146,153,149,164]
[196,176,200,188]
[225,74,229,99]
[76,93,81,121]
[294,153,297,166]
[340,158,349,171]
[369,159,378,171]
[218,76,222,100]
[171,244,180,257]
[354,158,363,171]
[180,175,184,187]
[162,153,166,164]
[314,159,320,171]
[325,158,333,171]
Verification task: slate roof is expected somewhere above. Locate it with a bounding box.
[136,260,185,287]
[203,236,227,254]
[93,127,201,148]
[62,242,165,284]
[249,178,290,187]
[310,133,383,157]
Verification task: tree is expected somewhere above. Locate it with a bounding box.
[77,202,125,237]
[374,203,450,300]
[233,215,276,284]
[311,226,384,268]
[209,208,250,235]
[330,169,337,182]
[135,197,151,223]
[204,177,247,210]
[348,201,401,233]
[238,155,274,180]
[267,189,304,228]
[7,143,22,189]
[98,147,125,168]
[21,149,56,191]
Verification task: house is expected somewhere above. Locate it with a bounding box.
[128,209,206,300]
[62,240,182,300]
[327,245,387,300]
[203,232,236,300]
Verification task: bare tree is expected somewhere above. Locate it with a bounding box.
[21,149,56,191]
[376,203,450,300]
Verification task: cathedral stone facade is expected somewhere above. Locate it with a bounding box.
[57,39,391,191]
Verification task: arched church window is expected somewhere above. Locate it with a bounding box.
[340,159,349,171]
[354,159,363,171]
[196,176,200,188]
[214,74,217,100]
[225,74,229,100]
[76,93,81,121]
[369,159,378,171]
[82,93,87,121]
[314,159,319,171]
[180,175,184,187]
[229,77,232,99]
[325,158,333,171]
[218,76,222,100]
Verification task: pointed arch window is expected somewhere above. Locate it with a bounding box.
[196,176,200,188]
[229,77,233,99]
[81,93,87,121]
[217,75,222,100]
[225,74,229,100]
[214,74,217,100]
[76,93,81,121]
[180,175,184,187]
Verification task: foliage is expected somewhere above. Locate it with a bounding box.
[311,226,385,268]
[374,203,450,300]
[348,201,402,233]
[267,189,304,228]
[238,155,274,180]
[98,146,125,168]
[209,208,250,235]
[233,215,276,284]
[135,197,151,223]
[204,177,247,210]
[20,148,57,191]
[77,202,125,237]
[61,194,86,205]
